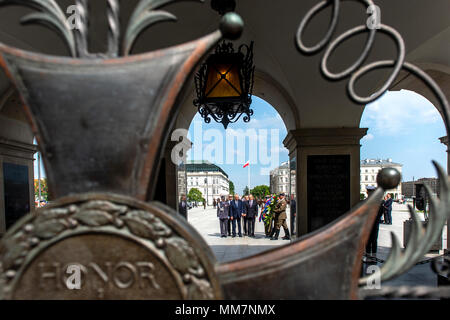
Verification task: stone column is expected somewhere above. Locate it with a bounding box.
[0,138,37,237]
[284,128,367,237]
[161,140,178,211]
[439,136,449,253]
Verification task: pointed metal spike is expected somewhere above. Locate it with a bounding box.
[379,232,404,281]
[423,184,437,220]
[390,232,404,255]
[407,205,423,248]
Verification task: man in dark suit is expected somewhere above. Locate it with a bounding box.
[242,195,249,235]
[383,194,393,224]
[227,194,233,236]
[178,194,188,220]
[244,194,258,237]
[230,194,244,237]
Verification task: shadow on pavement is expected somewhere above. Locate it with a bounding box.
[210,244,283,263]
[361,245,438,288]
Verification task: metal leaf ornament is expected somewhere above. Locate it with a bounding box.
[123,0,204,55]
[360,161,450,285]
[0,0,205,57]
[0,0,76,56]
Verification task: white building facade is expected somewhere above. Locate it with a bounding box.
[270,161,291,194]
[360,159,403,199]
[186,161,229,205]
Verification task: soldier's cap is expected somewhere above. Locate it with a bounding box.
[279,193,285,197]
[366,186,376,191]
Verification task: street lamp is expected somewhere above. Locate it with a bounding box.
[193,0,255,129]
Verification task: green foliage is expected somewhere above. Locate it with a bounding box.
[251,185,270,199]
[229,181,235,195]
[187,188,203,203]
[360,193,366,200]
[243,186,249,196]
[34,179,49,201]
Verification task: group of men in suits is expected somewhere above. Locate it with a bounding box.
[179,192,294,240]
[217,194,259,238]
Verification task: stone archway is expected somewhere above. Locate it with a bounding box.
[389,63,450,126]
[0,88,37,236]
[152,68,299,210]
[387,63,450,251]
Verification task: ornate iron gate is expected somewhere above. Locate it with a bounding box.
[0,0,448,299]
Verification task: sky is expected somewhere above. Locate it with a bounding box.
[187,96,289,195]
[360,90,446,182]
[34,89,446,194]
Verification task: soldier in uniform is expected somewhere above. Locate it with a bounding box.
[270,193,290,240]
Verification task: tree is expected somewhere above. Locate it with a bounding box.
[229,181,235,195]
[250,185,270,199]
[34,178,49,201]
[243,186,250,196]
[187,188,203,204]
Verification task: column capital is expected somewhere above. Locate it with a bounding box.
[0,138,38,160]
[439,136,448,147]
[283,128,368,151]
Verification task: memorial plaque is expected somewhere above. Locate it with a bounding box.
[307,155,350,232]
[3,163,30,229]
[0,194,221,300]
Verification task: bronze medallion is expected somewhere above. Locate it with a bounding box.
[0,193,222,300]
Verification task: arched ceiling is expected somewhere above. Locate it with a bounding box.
[0,0,448,131]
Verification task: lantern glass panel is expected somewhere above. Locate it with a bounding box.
[205,63,242,98]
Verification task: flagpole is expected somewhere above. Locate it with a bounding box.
[248,163,250,194]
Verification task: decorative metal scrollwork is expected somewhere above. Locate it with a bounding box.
[0,0,204,58]
[296,0,450,289]
[295,0,449,134]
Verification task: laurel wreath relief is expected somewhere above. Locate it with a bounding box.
[0,200,214,300]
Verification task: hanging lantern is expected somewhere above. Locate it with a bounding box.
[194,40,255,129]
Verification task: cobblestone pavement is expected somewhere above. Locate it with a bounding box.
[188,202,448,288]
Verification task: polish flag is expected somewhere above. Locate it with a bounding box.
[243,161,250,168]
